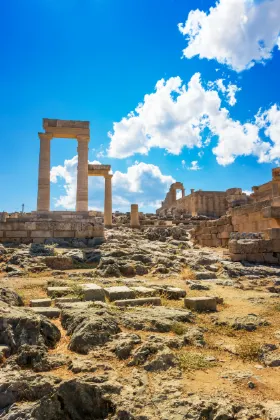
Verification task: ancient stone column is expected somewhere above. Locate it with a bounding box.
[37,132,52,212]
[130,204,140,228]
[104,175,113,228]
[76,135,89,212]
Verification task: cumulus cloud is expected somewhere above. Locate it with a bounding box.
[178,0,280,72]
[209,79,241,106]
[108,72,271,166]
[50,159,174,212]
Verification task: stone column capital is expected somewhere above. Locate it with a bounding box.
[104,174,113,180]
[77,135,90,142]
[38,132,52,141]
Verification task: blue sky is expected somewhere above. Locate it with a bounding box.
[1,0,280,213]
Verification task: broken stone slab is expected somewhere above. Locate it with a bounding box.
[30,299,52,307]
[114,297,162,307]
[131,286,158,297]
[184,297,217,312]
[29,307,61,319]
[104,286,136,302]
[165,287,186,299]
[81,283,105,301]
[47,286,71,297]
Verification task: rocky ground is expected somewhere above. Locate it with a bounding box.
[1,226,280,419]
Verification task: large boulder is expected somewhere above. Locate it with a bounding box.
[0,288,23,306]
[0,304,61,354]
[61,305,121,354]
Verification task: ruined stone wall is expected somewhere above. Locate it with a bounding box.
[0,212,104,244]
[230,200,280,233]
[192,215,233,248]
[192,199,280,250]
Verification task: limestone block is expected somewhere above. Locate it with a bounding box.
[81,283,105,301]
[53,231,76,238]
[184,297,217,312]
[132,286,158,297]
[104,286,136,302]
[272,240,280,252]
[266,228,280,239]
[47,286,71,297]
[44,257,73,270]
[32,238,45,244]
[30,299,51,307]
[25,222,37,230]
[264,253,279,264]
[6,231,27,238]
[55,297,81,308]
[230,253,246,262]
[0,232,3,238]
[114,297,162,307]
[246,253,265,263]
[165,287,186,299]
[218,232,230,239]
[30,307,61,318]
[31,231,53,238]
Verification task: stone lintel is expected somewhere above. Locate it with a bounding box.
[42,119,90,139]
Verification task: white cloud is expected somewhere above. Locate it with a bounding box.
[50,159,174,212]
[242,190,252,195]
[108,72,271,166]
[209,79,241,106]
[188,161,201,171]
[256,104,280,162]
[178,0,280,72]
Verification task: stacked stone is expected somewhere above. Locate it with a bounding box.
[229,228,280,263]
[192,215,233,248]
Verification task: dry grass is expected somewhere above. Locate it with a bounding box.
[181,266,196,281]
[177,351,216,371]
[237,338,263,362]
[170,322,187,335]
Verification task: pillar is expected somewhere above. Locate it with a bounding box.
[37,132,52,212]
[104,175,113,228]
[76,136,89,212]
[130,204,140,228]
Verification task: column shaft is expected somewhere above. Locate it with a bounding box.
[130,204,140,228]
[37,133,52,212]
[104,175,113,227]
[76,137,89,212]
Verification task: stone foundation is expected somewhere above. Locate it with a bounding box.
[0,212,104,245]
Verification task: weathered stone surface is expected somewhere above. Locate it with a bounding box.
[30,307,61,319]
[30,299,51,307]
[165,287,186,299]
[132,286,158,297]
[114,297,162,307]
[0,287,24,306]
[0,305,61,354]
[47,286,71,297]
[60,306,121,354]
[81,283,105,301]
[104,286,135,302]
[15,344,69,372]
[184,297,217,312]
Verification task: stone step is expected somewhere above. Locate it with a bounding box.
[104,286,135,302]
[30,307,61,318]
[81,283,105,301]
[47,286,71,297]
[184,297,217,312]
[114,297,162,307]
[30,298,52,307]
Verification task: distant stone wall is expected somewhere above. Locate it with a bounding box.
[0,212,104,244]
[192,199,280,249]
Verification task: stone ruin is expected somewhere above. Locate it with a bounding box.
[0,119,114,245]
